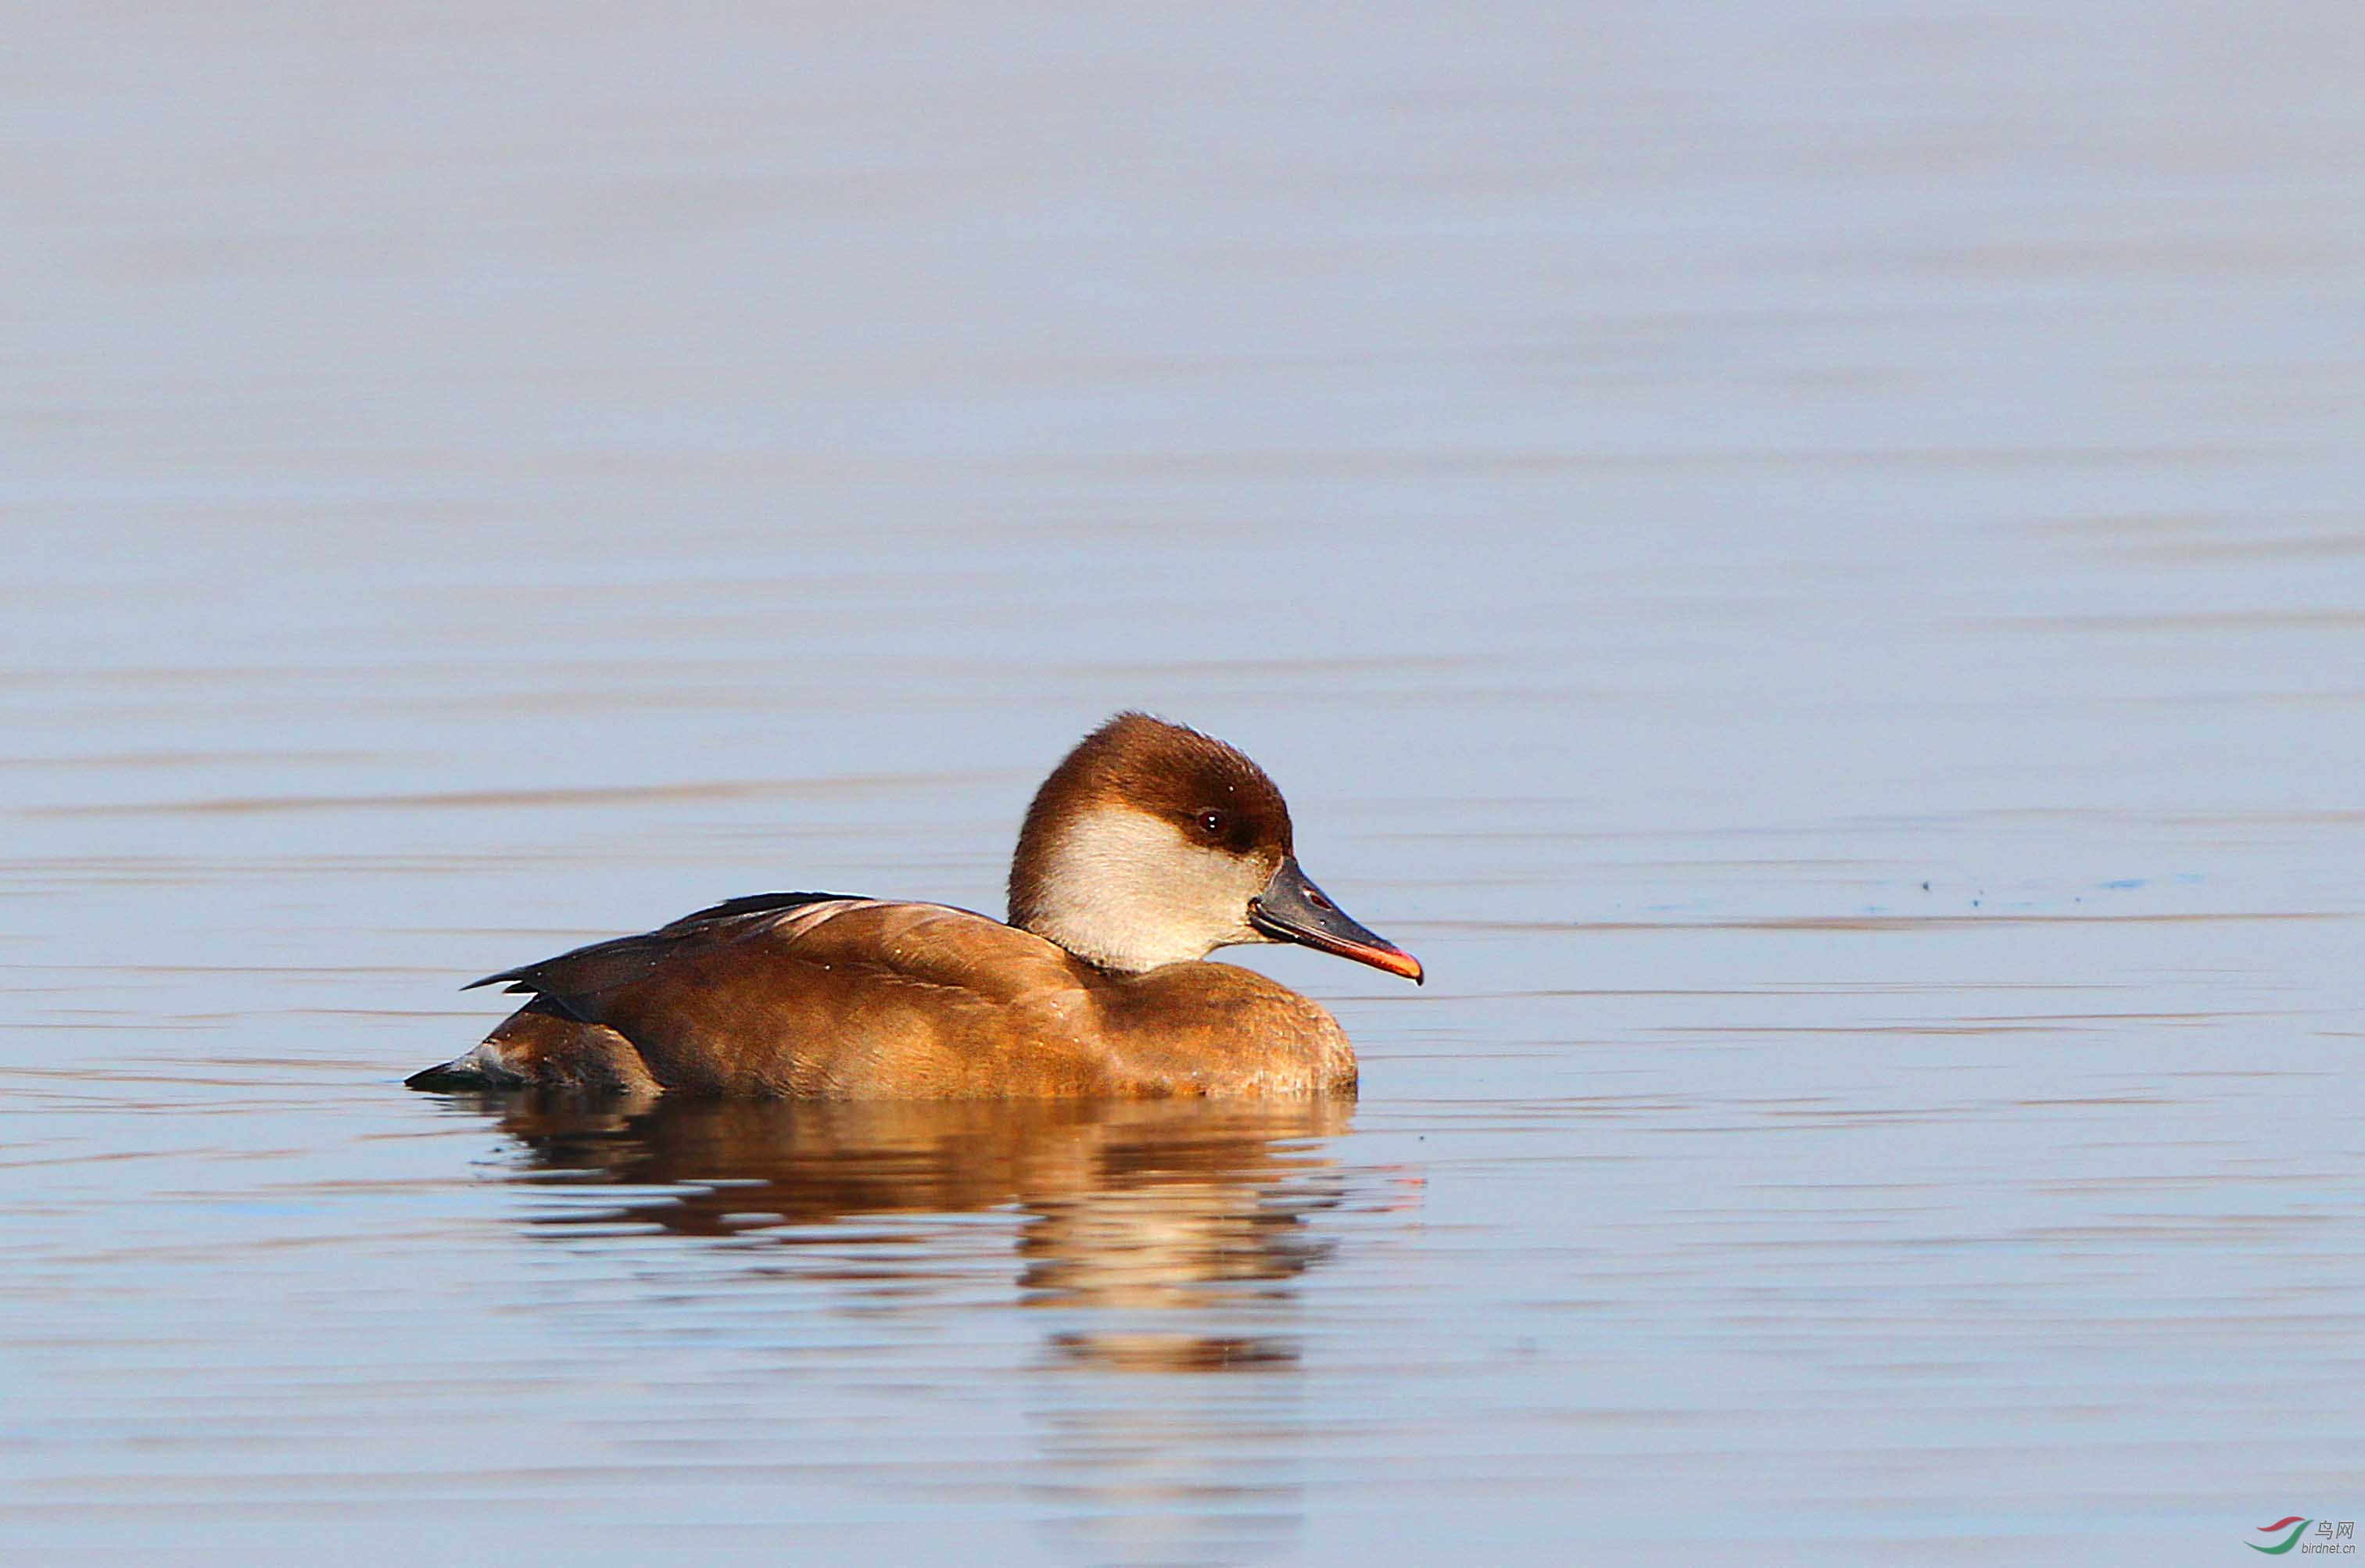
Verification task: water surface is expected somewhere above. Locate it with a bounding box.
[5,2,2364,1562]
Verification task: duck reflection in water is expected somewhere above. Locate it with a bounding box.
[471,1091,1356,1373]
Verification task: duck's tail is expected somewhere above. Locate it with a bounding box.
[404,1037,525,1091]
[406,998,660,1096]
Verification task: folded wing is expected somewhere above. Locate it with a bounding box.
[465,893,1100,1095]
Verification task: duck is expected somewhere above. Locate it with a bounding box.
[405,713,1421,1099]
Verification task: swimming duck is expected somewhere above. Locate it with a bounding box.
[406,713,1421,1098]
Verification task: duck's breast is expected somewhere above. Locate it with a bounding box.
[1089,961,1358,1097]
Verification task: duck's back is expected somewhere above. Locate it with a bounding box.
[421,893,1355,1099]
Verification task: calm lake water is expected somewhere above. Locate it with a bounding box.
[6,2,2363,1562]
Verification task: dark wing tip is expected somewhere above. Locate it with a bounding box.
[458,891,865,1000]
[661,890,862,930]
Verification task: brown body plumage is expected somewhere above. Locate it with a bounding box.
[407,714,1419,1100]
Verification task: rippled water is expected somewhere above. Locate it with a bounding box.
[6,2,2364,1562]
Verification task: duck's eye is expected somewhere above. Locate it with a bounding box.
[1196,811,1226,836]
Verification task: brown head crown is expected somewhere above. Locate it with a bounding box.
[1006,712,1423,983]
[1007,714,1295,970]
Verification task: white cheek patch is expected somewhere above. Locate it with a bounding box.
[1030,807,1269,972]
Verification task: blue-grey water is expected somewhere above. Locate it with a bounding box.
[5,2,2363,1563]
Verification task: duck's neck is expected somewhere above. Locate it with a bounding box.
[1009,808,1262,973]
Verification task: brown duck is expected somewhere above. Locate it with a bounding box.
[406,714,1421,1098]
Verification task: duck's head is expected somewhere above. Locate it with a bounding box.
[1008,713,1423,983]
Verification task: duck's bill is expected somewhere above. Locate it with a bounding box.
[1249,856,1424,985]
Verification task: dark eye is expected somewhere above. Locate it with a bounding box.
[1196,811,1226,836]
